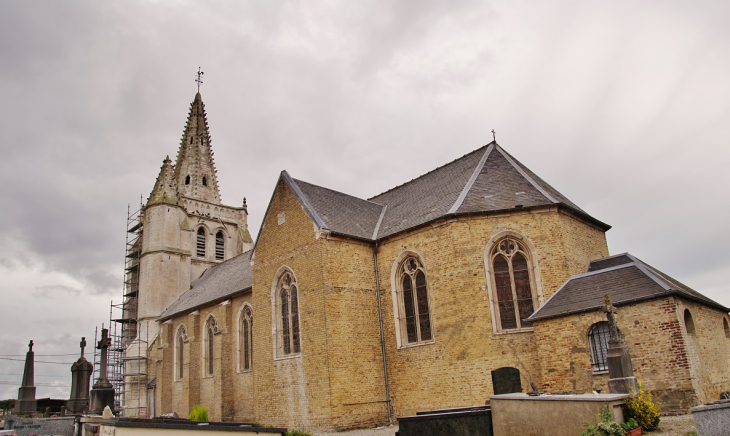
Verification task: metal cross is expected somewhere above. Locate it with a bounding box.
[195,67,204,92]
[491,129,496,142]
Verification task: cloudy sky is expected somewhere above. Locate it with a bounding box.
[1,0,728,400]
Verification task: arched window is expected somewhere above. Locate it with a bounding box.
[588,322,618,372]
[215,231,224,261]
[202,176,207,186]
[724,318,730,339]
[488,237,538,331]
[203,316,217,376]
[275,270,301,357]
[239,305,253,371]
[189,137,193,144]
[175,325,187,381]
[185,175,191,185]
[196,228,206,258]
[395,255,432,345]
[684,309,696,335]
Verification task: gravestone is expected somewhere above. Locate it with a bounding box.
[14,341,37,414]
[90,329,115,414]
[603,295,638,394]
[3,415,75,436]
[491,367,522,395]
[68,337,94,414]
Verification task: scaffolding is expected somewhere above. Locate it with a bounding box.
[111,200,148,417]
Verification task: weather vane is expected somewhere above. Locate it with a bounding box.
[195,67,204,92]
[492,129,496,142]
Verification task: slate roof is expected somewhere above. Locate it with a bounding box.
[280,142,608,242]
[528,253,729,321]
[159,250,252,321]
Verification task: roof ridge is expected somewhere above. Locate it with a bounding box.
[371,205,387,240]
[448,144,495,214]
[495,144,558,203]
[368,143,493,201]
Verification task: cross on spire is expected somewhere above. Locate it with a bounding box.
[196,67,204,92]
[491,129,496,142]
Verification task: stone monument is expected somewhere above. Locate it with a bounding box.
[89,329,115,414]
[14,340,37,414]
[603,295,639,394]
[67,337,94,414]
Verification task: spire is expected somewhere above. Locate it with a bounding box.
[147,156,179,206]
[173,92,222,204]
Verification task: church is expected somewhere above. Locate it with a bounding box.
[120,91,730,431]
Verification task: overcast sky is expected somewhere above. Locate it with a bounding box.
[1,0,728,401]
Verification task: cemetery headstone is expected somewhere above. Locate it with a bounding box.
[90,329,115,414]
[68,337,94,414]
[603,295,638,394]
[491,367,522,395]
[13,341,37,414]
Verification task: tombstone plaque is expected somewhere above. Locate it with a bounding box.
[491,367,522,395]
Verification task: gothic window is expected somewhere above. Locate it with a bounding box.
[185,175,191,185]
[488,237,538,331]
[196,228,206,258]
[174,325,186,381]
[202,176,207,186]
[215,231,224,260]
[203,316,217,376]
[239,305,253,371]
[189,137,193,144]
[275,270,301,357]
[395,255,432,345]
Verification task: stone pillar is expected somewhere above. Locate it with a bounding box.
[67,337,94,414]
[603,295,639,394]
[90,329,116,414]
[14,340,37,414]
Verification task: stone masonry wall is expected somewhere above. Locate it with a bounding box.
[534,297,707,413]
[321,237,388,430]
[675,299,730,404]
[375,208,608,419]
[251,179,331,431]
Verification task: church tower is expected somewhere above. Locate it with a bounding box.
[123,92,253,416]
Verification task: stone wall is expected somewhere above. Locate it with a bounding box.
[534,296,730,414]
[375,208,609,419]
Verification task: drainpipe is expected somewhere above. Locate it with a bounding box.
[374,241,392,423]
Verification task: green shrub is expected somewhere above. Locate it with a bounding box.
[620,417,639,431]
[579,403,625,436]
[188,404,209,422]
[283,431,315,436]
[625,381,661,431]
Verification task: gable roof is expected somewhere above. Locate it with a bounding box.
[159,250,252,321]
[273,142,608,243]
[528,253,729,322]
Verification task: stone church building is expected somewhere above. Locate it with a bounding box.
[122,92,730,431]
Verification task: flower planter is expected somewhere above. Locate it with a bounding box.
[625,427,642,436]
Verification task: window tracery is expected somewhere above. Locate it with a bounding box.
[203,316,217,376]
[239,305,253,371]
[275,270,301,357]
[395,255,432,345]
[175,325,187,381]
[487,236,539,332]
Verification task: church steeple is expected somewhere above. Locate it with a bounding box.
[173,92,221,204]
[147,156,178,206]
